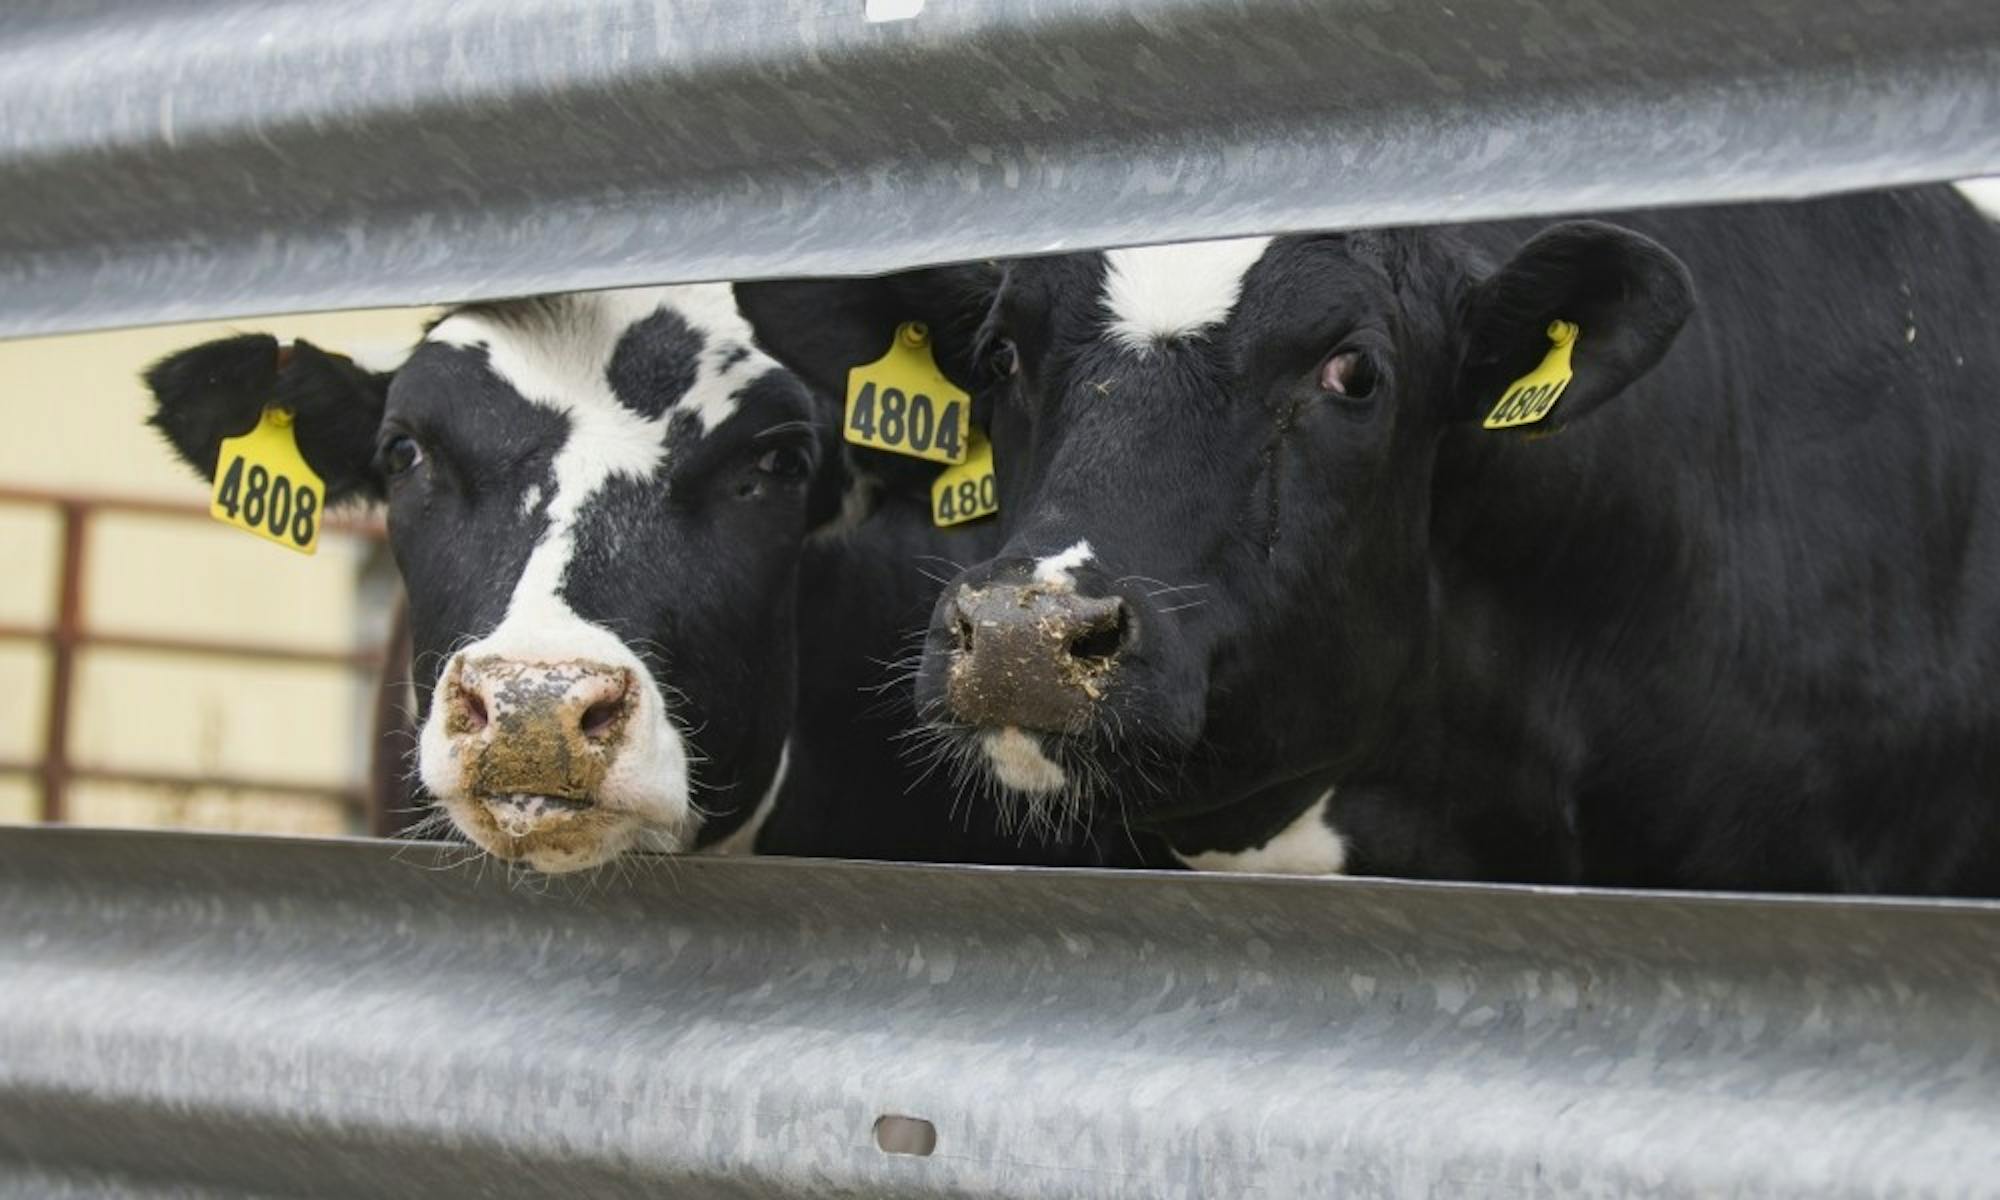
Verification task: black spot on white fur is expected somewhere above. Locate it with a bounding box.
[608,308,705,420]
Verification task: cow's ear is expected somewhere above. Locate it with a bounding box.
[1455,221,1694,429]
[145,334,393,505]
[734,266,1001,403]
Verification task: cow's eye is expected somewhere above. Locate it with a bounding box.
[754,445,812,481]
[1318,349,1380,400]
[986,337,1020,380]
[381,435,425,477]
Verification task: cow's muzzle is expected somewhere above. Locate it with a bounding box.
[438,655,634,836]
[943,582,1132,732]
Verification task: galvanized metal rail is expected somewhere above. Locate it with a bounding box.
[2,826,1997,1197]
[2,0,1999,337]
[7,1,2000,1195]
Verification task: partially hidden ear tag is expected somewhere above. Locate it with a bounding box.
[210,407,324,555]
[1483,319,1578,430]
[846,321,972,465]
[931,429,998,528]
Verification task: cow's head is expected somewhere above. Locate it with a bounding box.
[146,287,823,871]
[740,224,1692,845]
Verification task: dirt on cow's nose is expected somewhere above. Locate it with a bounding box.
[439,655,634,803]
[944,582,1129,732]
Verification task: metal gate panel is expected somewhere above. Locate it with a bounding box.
[2,0,1998,337]
[3,827,1997,1197]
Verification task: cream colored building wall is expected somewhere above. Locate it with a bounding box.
[0,307,433,833]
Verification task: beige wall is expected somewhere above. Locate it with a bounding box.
[1,307,432,833]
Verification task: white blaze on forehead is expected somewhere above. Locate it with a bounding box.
[1101,236,1273,352]
[1177,789,1347,876]
[431,290,670,630]
[424,282,774,629]
[1032,540,1094,590]
[983,727,1066,794]
[673,282,780,433]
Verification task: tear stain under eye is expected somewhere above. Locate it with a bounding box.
[1254,396,1308,558]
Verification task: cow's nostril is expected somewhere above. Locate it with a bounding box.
[1066,604,1128,663]
[580,697,623,739]
[953,614,976,654]
[460,687,489,732]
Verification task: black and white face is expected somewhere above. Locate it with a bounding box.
[913,235,1445,836]
[395,288,818,871]
[146,285,823,872]
[741,223,1691,843]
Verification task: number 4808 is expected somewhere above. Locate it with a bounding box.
[215,455,320,547]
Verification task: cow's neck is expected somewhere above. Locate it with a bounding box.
[1144,773,1341,870]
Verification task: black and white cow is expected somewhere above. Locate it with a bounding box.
[741,185,2000,895]
[147,286,1151,873]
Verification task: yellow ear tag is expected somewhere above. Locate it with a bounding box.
[209,407,325,555]
[931,429,999,528]
[846,321,973,464]
[1483,319,1579,430]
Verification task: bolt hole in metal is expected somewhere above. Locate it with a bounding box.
[873,1114,937,1157]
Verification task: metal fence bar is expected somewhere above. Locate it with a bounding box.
[0,828,1992,1192]
[38,503,85,821]
[2,0,1997,338]
[2,826,1997,1198]
[0,625,387,672]
[0,761,368,812]
[0,487,390,823]
[0,484,385,537]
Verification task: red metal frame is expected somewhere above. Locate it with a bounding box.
[0,484,389,826]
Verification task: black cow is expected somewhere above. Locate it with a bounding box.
[741,185,2000,895]
[147,286,1148,873]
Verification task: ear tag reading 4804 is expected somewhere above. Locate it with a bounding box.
[846,322,973,464]
[1483,319,1579,430]
[210,407,324,555]
[931,430,999,528]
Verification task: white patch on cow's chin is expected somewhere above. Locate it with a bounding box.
[1175,789,1347,875]
[1101,236,1273,353]
[519,483,543,517]
[982,726,1067,794]
[1031,540,1094,591]
[416,609,697,870]
[416,284,788,872]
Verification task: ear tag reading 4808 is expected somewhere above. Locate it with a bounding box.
[931,429,999,528]
[210,407,324,555]
[846,322,972,464]
[1483,319,1579,430]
